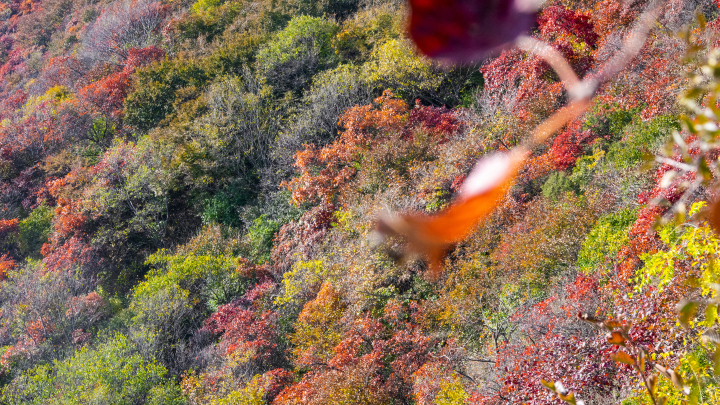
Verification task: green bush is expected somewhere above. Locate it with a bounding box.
[172,0,244,42]
[244,214,282,264]
[147,382,187,405]
[333,5,402,62]
[136,249,246,314]
[282,0,361,19]
[179,75,284,205]
[275,259,333,310]
[577,208,636,274]
[543,147,611,201]
[125,59,209,132]
[541,171,576,200]
[256,16,339,93]
[84,137,178,292]
[2,333,170,404]
[362,38,480,106]
[567,147,606,192]
[190,0,223,14]
[581,104,638,140]
[125,32,265,134]
[606,115,679,169]
[17,203,54,259]
[172,0,285,44]
[129,246,248,372]
[201,186,255,228]
[364,39,442,101]
[197,34,265,77]
[234,192,302,264]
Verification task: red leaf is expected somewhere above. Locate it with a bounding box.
[409,0,537,62]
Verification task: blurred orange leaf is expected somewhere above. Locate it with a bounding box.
[378,150,526,279]
[606,331,627,346]
[611,351,635,365]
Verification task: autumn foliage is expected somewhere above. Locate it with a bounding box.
[0,0,716,403]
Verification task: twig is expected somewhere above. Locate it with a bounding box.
[527,99,591,148]
[655,156,696,172]
[517,36,582,97]
[594,0,664,85]
[455,369,478,384]
[519,0,663,149]
[466,357,496,363]
[497,138,511,151]
[638,364,659,405]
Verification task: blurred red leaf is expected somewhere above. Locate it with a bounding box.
[706,197,720,235]
[409,0,537,62]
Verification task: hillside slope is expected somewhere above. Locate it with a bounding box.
[0,0,717,403]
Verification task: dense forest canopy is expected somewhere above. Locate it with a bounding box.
[0,0,717,403]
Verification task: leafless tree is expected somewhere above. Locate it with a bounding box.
[81,0,167,65]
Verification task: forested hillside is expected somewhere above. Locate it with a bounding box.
[0,0,717,402]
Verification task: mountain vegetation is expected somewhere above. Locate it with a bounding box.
[0,0,717,403]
